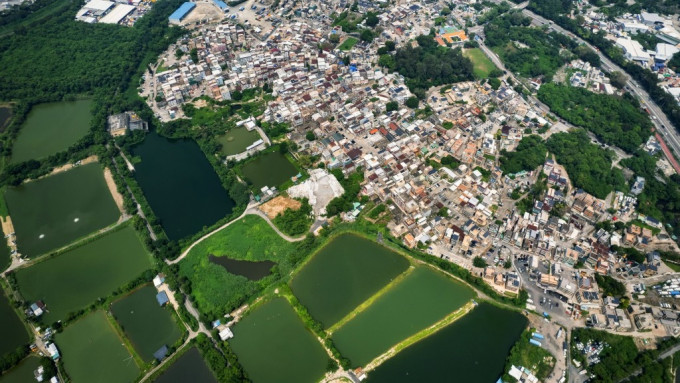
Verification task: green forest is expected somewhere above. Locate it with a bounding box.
[545,131,625,199]
[538,84,652,153]
[380,34,474,99]
[499,135,547,174]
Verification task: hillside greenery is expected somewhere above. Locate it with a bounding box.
[545,131,625,199]
[499,135,547,174]
[379,35,474,99]
[537,84,652,153]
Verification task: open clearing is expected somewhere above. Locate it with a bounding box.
[111,285,183,362]
[259,196,301,219]
[11,99,92,163]
[5,162,120,257]
[153,347,217,383]
[338,37,358,51]
[331,266,475,367]
[290,233,410,328]
[15,226,153,322]
[463,48,498,78]
[56,310,140,383]
[179,215,297,317]
[230,297,328,383]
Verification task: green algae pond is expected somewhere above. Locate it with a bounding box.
[365,302,527,382]
[290,233,410,328]
[217,128,261,156]
[0,290,29,358]
[0,356,41,383]
[331,266,475,367]
[111,285,182,362]
[5,163,120,257]
[11,99,92,163]
[153,347,217,383]
[0,241,10,272]
[230,297,329,383]
[56,310,140,383]
[131,132,234,240]
[241,152,297,190]
[15,226,153,323]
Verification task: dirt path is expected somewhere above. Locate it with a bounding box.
[103,167,125,214]
[43,155,98,179]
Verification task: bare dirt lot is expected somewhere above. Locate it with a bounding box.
[259,196,300,219]
[180,2,225,26]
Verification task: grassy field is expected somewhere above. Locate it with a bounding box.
[5,163,120,257]
[111,285,183,362]
[290,233,410,328]
[15,226,153,322]
[179,215,298,318]
[153,347,217,383]
[338,37,358,51]
[463,48,498,79]
[0,289,29,357]
[10,100,92,163]
[502,329,555,382]
[217,128,260,156]
[230,297,328,383]
[331,266,475,367]
[56,310,140,383]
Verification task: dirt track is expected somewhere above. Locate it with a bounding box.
[103,167,125,214]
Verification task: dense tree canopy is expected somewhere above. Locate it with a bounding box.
[546,131,625,199]
[382,35,474,99]
[500,135,547,174]
[538,84,652,153]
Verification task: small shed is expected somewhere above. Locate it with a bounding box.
[156,291,169,306]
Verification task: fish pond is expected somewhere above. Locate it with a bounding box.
[11,99,92,163]
[15,226,153,322]
[241,152,297,190]
[131,132,234,240]
[331,266,475,367]
[290,233,410,328]
[0,241,9,272]
[0,290,29,358]
[153,347,216,383]
[111,285,183,362]
[208,255,275,281]
[365,302,527,383]
[230,298,329,383]
[217,128,261,156]
[56,310,140,383]
[179,215,298,317]
[0,356,42,383]
[5,163,120,257]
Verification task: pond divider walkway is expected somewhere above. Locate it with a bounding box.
[363,300,476,372]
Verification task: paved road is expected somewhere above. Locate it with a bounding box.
[512,4,680,171]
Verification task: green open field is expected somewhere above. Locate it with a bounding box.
[463,48,498,78]
[217,128,261,156]
[15,226,153,322]
[331,266,475,367]
[0,356,42,383]
[240,152,298,190]
[11,99,92,163]
[5,163,120,257]
[290,233,410,328]
[230,298,328,383]
[153,347,217,383]
[56,310,140,383]
[111,285,182,362]
[179,215,298,318]
[338,37,358,51]
[0,290,29,357]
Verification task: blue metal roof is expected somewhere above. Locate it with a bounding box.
[169,2,196,21]
[212,0,227,10]
[156,291,169,306]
